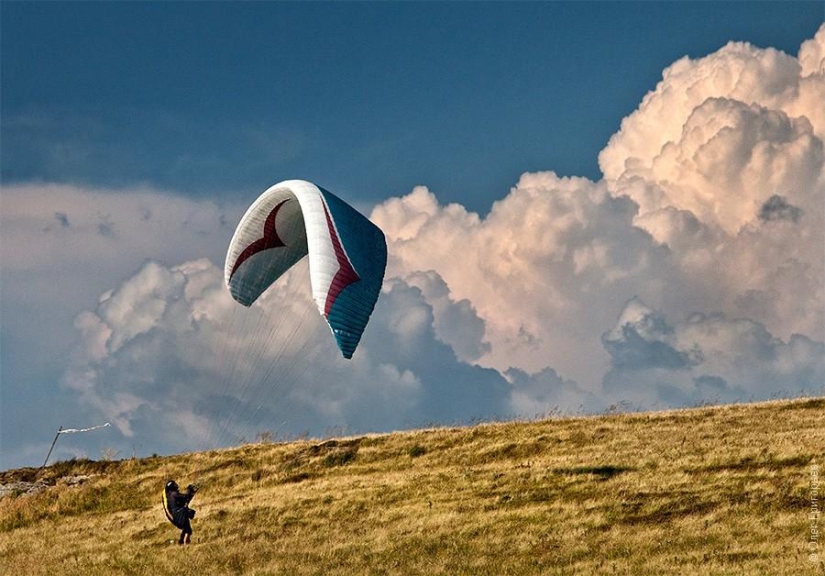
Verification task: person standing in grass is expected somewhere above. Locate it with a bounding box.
[162,480,199,545]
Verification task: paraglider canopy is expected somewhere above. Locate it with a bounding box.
[225,180,387,359]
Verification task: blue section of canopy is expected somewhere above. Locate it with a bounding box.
[320,187,387,359]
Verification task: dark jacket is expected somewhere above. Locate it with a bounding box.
[163,483,196,528]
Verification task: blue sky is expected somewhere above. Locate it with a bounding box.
[1,3,824,470]
[3,2,821,212]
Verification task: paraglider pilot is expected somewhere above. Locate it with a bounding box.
[163,480,199,545]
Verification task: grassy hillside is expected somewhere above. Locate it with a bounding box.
[1,398,823,575]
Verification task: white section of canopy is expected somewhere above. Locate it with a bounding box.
[224,180,343,318]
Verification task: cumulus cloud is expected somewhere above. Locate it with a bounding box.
[371,24,824,400]
[0,183,237,348]
[600,29,825,188]
[596,29,825,348]
[506,367,600,418]
[622,98,820,235]
[602,297,825,406]
[601,297,693,372]
[372,174,673,389]
[1,184,241,465]
[799,24,825,76]
[61,259,517,454]
[403,270,491,362]
[594,26,825,343]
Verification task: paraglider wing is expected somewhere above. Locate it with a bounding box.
[225,180,387,359]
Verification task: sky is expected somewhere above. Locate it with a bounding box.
[1,2,824,470]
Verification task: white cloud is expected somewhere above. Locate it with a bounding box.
[592,26,825,342]
[403,270,490,362]
[596,30,825,350]
[370,25,824,398]
[0,183,239,356]
[799,24,825,77]
[1,183,233,271]
[59,259,518,453]
[372,172,674,387]
[0,184,243,466]
[507,367,601,418]
[627,98,821,235]
[602,297,825,406]
[600,27,825,189]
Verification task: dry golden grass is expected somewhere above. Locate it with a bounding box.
[1,398,824,575]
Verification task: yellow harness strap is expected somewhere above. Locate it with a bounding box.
[162,489,175,524]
